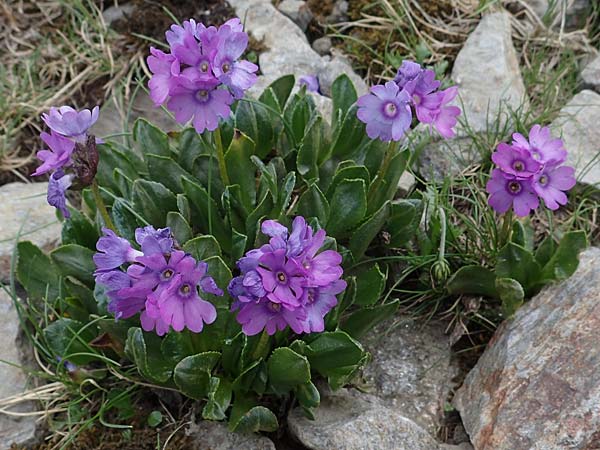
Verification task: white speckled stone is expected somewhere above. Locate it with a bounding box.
[0,182,62,280]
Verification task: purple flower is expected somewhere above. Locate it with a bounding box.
[357,81,412,142]
[94,228,143,272]
[491,143,541,179]
[486,169,539,217]
[511,125,567,165]
[94,228,223,335]
[167,77,234,133]
[393,60,423,89]
[41,106,99,141]
[532,164,576,210]
[147,17,255,133]
[47,171,73,218]
[429,87,462,139]
[32,131,75,176]
[235,300,306,336]
[229,217,345,336]
[150,253,220,334]
[299,75,320,93]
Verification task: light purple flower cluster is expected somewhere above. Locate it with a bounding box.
[486,125,576,217]
[147,18,257,133]
[228,217,346,336]
[32,106,100,217]
[94,226,223,336]
[357,60,460,142]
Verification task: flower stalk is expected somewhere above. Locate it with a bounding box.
[213,127,231,186]
[91,180,116,232]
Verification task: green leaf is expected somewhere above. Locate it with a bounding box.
[225,132,256,208]
[181,177,230,251]
[204,256,232,306]
[111,199,140,242]
[147,154,191,193]
[297,116,325,180]
[295,381,320,409]
[274,172,296,219]
[340,300,400,339]
[235,101,276,159]
[251,156,278,202]
[229,401,278,433]
[496,277,524,318]
[354,264,386,306]
[182,235,222,260]
[297,183,330,224]
[16,241,62,301]
[259,75,295,111]
[349,201,390,260]
[203,377,233,421]
[540,230,587,282]
[166,212,192,244]
[330,105,366,158]
[387,200,419,248]
[512,220,534,251]
[147,411,163,428]
[496,243,541,295]
[232,360,268,394]
[96,144,139,194]
[191,155,225,204]
[446,265,498,298]
[43,318,97,365]
[331,74,358,128]
[325,164,370,199]
[305,331,364,376]
[133,118,170,158]
[177,127,212,171]
[222,332,247,376]
[132,179,177,228]
[326,178,367,237]
[50,244,95,286]
[61,208,99,250]
[267,347,311,393]
[367,149,409,214]
[173,352,221,399]
[125,328,173,383]
[286,92,315,145]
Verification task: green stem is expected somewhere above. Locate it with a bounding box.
[251,330,271,361]
[213,128,230,186]
[500,209,514,247]
[91,181,116,232]
[368,140,398,204]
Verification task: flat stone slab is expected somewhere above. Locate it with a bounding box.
[187,420,275,449]
[362,320,458,435]
[551,90,600,187]
[451,11,527,134]
[454,247,600,450]
[288,389,449,450]
[0,182,62,280]
[0,290,37,449]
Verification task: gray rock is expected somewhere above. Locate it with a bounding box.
[550,90,600,187]
[523,0,548,17]
[581,54,600,93]
[416,137,479,183]
[0,182,62,280]
[362,320,458,435]
[454,247,600,450]
[187,419,275,449]
[102,3,135,26]
[398,171,416,195]
[0,290,38,449]
[563,0,590,30]
[326,0,349,24]
[312,36,333,56]
[452,11,527,134]
[277,0,313,32]
[227,0,367,100]
[288,389,447,450]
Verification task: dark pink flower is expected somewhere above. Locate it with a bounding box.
[486,169,539,217]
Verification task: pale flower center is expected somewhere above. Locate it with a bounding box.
[195,90,209,102]
[179,283,192,296]
[222,62,231,73]
[508,181,522,194]
[513,161,525,171]
[199,61,210,73]
[538,175,548,186]
[277,272,286,283]
[384,102,397,117]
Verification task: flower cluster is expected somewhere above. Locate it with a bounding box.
[228,217,346,336]
[147,18,257,133]
[94,226,223,336]
[32,106,100,217]
[486,125,576,217]
[357,60,461,142]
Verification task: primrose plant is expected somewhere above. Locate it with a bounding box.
[448,125,587,317]
[17,17,461,432]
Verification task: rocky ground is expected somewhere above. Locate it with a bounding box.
[0,0,599,448]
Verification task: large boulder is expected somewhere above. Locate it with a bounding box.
[0,290,38,449]
[0,182,62,280]
[581,55,600,93]
[451,11,527,135]
[454,247,600,450]
[362,320,458,435]
[551,90,600,187]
